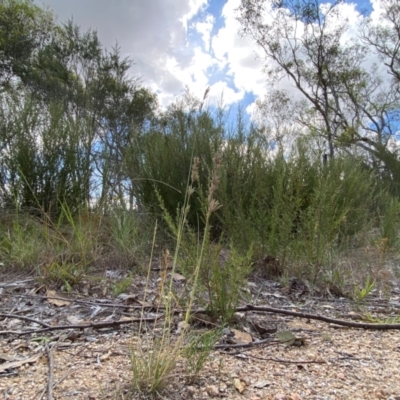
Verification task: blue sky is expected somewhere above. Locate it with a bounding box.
[40,0,375,116]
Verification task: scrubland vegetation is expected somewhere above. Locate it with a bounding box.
[1,0,400,395]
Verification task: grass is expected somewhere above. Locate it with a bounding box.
[128,154,225,395]
[353,275,376,302]
[0,202,151,290]
[111,273,133,296]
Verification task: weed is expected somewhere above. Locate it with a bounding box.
[353,275,376,302]
[359,312,400,324]
[130,336,182,394]
[0,217,44,270]
[40,260,85,291]
[108,208,147,268]
[128,154,222,395]
[203,244,253,322]
[184,328,222,384]
[112,274,133,296]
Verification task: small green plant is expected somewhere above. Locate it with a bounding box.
[108,208,147,268]
[184,328,221,384]
[129,220,183,395]
[33,204,99,288]
[353,275,375,302]
[0,217,44,269]
[323,266,347,294]
[202,244,253,322]
[130,336,182,394]
[360,311,400,324]
[112,274,133,296]
[383,316,400,324]
[41,260,86,291]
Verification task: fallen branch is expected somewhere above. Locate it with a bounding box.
[241,305,400,330]
[4,315,164,336]
[224,351,326,364]
[213,338,274,349]
[46,344,54,400]
[0,314,50,328]
[0,353,42,374]
[14,294,160,310]
[4,301,399,339]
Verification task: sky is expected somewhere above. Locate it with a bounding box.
[37,0,375,116]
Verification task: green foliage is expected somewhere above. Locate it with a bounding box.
[379,196,400,250]
[107,208,149,268]
[1,4,400,394]
[128,153,220,396]
[216,132,385,282]
[0,93,92,214]
[130,337,181,394]
[0,0,399,298]
[130,109,223,228]
[40,260,86,291]
[0,214,44,269]
[0,0,55,89]
[238,0,400,176]
[111,274,133,296]
[184,328,222,383]
[353,275,376,302]
[204,244,253,321]
[288,154,377,281]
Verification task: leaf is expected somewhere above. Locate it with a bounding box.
[136,300,153,307]
[231,329,253,344]
[253,380,271,389]
[46,289,71,307]
[172,272,186,282]
[276,331,306,347]
[276,331,296,346]
[66,315,82,325]
[233,378,246,393]
[30,336,51,344]
[0,354,42,373]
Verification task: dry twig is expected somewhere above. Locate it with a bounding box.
[46,343,54,400]
[1,315,164,336]
[0,314,50,328]
[241,305,400,330]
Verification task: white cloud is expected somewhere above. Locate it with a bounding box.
[211,0,266,97]
[40,0,210,105]
[39,0,267,110]
[181,0,209,31]
[195,14,215,52]
[39,0,386,119]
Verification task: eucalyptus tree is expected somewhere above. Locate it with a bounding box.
[237,0,400,174]
[361,0,400,83]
